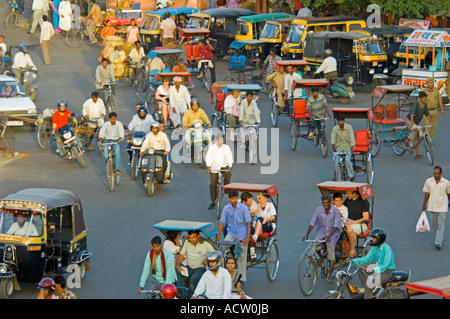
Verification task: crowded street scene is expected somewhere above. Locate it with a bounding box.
[1,0,450,306]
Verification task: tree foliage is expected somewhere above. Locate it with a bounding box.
[300,0,449,18]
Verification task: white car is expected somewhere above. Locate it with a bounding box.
[0,75,37,129]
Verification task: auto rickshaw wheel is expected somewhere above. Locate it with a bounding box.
[0,278,14,299]
[146,180,154,197]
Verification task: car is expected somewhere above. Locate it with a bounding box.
[0,75,37,129]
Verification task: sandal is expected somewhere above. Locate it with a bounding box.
[414,154,424,159]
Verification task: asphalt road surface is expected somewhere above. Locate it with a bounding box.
[1,7,450,300]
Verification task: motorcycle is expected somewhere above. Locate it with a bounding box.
[56,124,86,168]
[129,131,146,180]
[186,121,211,169]
[323,260,410,299]
[140,147,171,197]
[18,67,38,102]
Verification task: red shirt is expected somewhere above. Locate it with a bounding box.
[199,45,213,60]
[52,110,72,129]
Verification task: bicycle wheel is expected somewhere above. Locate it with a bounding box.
[266,241,279,282]
[136,79,149,103]
[424,135,434,166]
[289,121,298,151]
[5,11,17,30]
[65,28,83,48]
[391,142,406,156]
[271,99,278,127]
[134,68,147,87]
[216,184,223,220]
[319,127,328,158]
[145,90,156,113]
[108,95,118,113]
[72,147,86,168]
[37,121,52,150]
[298,255,319,296]
[106,160,114,192]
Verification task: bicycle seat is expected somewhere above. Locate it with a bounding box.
[389,271,410,283]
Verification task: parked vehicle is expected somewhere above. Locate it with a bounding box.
[0,188,92,298]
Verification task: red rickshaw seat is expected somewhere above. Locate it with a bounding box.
[292,99,310,119]
[353,130,370,153]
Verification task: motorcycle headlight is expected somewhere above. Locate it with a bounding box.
[32,73,37,79]
[63,132,72,139]
[0,264,7,274]
[132,138,143,146]
[27,108,37,114]
[148,148,155,155]
[194,122,202,129]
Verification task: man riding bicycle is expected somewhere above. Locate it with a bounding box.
[196,39,216,84]
[331,114,355,181]
[52,99,78,158]
[307,86,332,139]
[81,91,106,151]
[238,91,261,149]
[98,112,124,175]
[95,58,116,102]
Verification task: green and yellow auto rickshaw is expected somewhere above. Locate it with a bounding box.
[235,12,293,42]
[259,16,295,53]
[0,188,92,298]
[188,8,256,57]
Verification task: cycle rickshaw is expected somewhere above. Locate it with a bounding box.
[407,274,450,299]
[298,181,374,296]
[152,219,219,298]
[331,106,375,185]
[371,84,434,165]
[218,183,280,282]
[270,60,310,127]
[287,78,330,157]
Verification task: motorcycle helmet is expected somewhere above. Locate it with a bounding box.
[137,104,148,119]
[57,99,68,112]
[19,43,28,53]
[206,251,222,271]
[368,228,386,246]
[161,283,177,299]
[38,278,55,292]
[323,48,333,57]
[150,121,160,131]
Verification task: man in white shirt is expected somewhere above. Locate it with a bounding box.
[7,215,39,237]
[40,15,54,65]
[98,112,124,174]
[205,135,233,210]
[129,41,145,68]
[0,36,7,57]
[160,11,176,47]
[29,0,49,34]
[422,166,450,249]
[284,64,304,100]
[192,251,232,299]
[239,91,261,149]
[12,44,37,82]
[95,58,116,101]
[81,91,106,150]
[313,48,338,83]
[169,77,190,128]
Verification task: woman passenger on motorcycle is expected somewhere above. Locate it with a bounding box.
[155,79,171,127]
[52,99,78,158]
[225,257,248,299]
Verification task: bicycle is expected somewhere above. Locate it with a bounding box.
[298,239,330,296]
[36,116,53,150]
[102,83,118,113]
[5,0,20,30]
[65,19,102,48]
[391,124,434,166]
[211,168,231,220]
[194,60,213,92]
[121,61,146,88]
[101,142,120,192]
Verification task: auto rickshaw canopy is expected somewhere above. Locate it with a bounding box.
[0,188,86,237]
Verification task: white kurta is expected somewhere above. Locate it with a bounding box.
[58,1,72,31]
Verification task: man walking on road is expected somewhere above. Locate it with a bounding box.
[29,0,49,34]
[423,77,445,141]
[40,15,54,65]
[422,166,450,249]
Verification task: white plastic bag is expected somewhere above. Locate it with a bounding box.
[415,211,430,233]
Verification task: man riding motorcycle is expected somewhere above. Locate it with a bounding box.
[140,121,171,183]
[182,98,212,148]
[12,43,38,83]
[52,99,78,158]
[126,104,154,165]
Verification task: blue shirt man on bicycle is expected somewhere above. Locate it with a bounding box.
[98,112,124,175]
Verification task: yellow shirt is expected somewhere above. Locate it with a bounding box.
[182,108,210,128]
[425,87,441,110]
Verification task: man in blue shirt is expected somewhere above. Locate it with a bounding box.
[352,228,395,299]
[216,189,252,282]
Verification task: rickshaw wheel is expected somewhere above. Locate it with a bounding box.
[319,127,328,158]
[79,261,87,280]
[271,100,279,127]
[371,130,382,157]
[365,154,374,185]
[298,255,318,296]
[0,278,14,299]
[289,121,298,151]
[266,241,279,282]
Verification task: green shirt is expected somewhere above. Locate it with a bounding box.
[139,248,176,287]
[352,243,395,273]
[331,123,355,152]
[408,100,430,125]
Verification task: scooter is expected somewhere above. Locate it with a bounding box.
[128,131,146,180]
[187,121,211,169]
[140,147,171,197]
[323,260,410,299]
[18,67,38,101]
[57,124,86,168]
[314,72,355,104]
